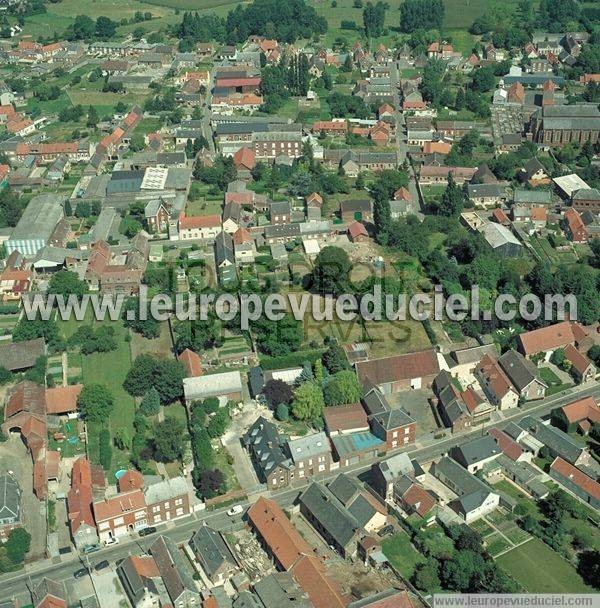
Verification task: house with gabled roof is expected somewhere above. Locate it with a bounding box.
[299,481,361,558]
[393,476,437,525]
[552,396,600,435]
[450,435,502,473]
[150,535,200,607]
[474,354,519,410]
[497,349,547,401]
[189,524,238,585]
[518,415,592,467]
[549,457,600,510]
[242,416,292,489]
[563,344,596,384]
[355,349,441,393]
[431,456,500,523]
[517,321,587,359]
[32,578,67,608]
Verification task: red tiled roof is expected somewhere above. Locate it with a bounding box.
[401,484,436,517]
[560,396,600,424]
[233,146,256,170]
[518,321,576,356]
[475,354,515,400]
[93,489,146,522]
[492,208,510,224]
[461,387,484,414]
[248,497,312,570]
[178,348,203,377]
[423,141,451,154]
[179,213,221,230]
[323,403,368,433]
[118,470,144,492]
[131,555,160,579]
[45,384,82,415]
[232,228,253,245]
[393,187,412,201]
[348,221,368,239]
[307,192,323,206]
[215,76,261,88]
[564,344,594,377]
[290,555,347,608]
[356,349,440,387]
[489,428,524,461]
[550,457,600,502]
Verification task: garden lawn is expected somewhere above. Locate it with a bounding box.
[496,538,594,593]
[80,319,136,478]
[381,531,425,580]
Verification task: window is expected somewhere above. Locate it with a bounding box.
[392,431,398,438]
[114,517,124,526]
[404,427,410,434]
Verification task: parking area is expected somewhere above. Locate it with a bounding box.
[0,434,47,560]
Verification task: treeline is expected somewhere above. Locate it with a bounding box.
[177,0,327,50]
[399,0,444,33]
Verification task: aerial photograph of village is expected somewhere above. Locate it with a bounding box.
[0,0,599,606]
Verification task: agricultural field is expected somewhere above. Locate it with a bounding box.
[496,537,594,593]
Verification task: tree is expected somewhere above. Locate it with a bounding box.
[291,381,325,420]
[86,105,99,128]
[207,407,230,438]
[5,528,31,565]
[77,384,114,422]
[114,427,131,450]
[471,65,495,92]
[363,1,386,37]
[413,558,440,591]
[322,342,350,373]
[95,15,117,39]
[139,388,161,416]
[400,0,444,32]
[276,403,289,421]
[311,246,351,295]
[122,298,161,339]
[263,379,293,407]
[70,15,95,40]
[124,355,185,404]
[47,270,87,298]
[323,370,361,405]
[0,367,11,385]
[196,469,225,499]
[153,418,186,462]
[251,316,303,357]
[578,550,600,589]
[437,173,464,216]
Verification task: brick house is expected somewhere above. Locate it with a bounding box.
[370,409,416,450]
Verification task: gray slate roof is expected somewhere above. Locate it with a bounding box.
[299,482,360,548]
[189,525,237,579]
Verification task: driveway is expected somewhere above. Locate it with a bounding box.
[221,401,268,494]
[0,435,47,560]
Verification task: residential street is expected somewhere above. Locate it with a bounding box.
[2,380,598,605]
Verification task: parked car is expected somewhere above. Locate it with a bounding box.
[377,524,395,537]
[139,526,157,537]
[94,560,109,571]
[227,505,244,516]
[73,567,89,579]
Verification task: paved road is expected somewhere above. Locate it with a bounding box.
[1,381,597,603]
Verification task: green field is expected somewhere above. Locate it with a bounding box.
[496,538,594,593]
[142,0,241,10]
